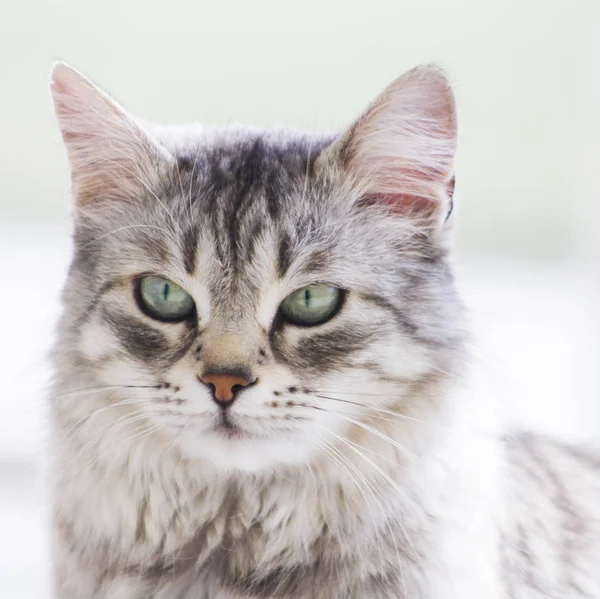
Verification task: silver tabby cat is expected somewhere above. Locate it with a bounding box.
[49,63,600,598]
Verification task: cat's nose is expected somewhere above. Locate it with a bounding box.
[200,370,256,408]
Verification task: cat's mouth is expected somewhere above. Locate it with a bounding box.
[212,412,246,440]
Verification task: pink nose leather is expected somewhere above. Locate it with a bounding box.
[201,373,252,403]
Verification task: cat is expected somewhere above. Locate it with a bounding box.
[49,62,600,599]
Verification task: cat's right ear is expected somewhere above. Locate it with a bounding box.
[49,63,173,207]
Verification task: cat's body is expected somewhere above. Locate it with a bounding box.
[49,64,600,598]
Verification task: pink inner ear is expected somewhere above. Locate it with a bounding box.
[358,193,437,216]
[358,175,455,219]
[339,66,458,226]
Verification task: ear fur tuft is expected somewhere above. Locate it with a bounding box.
[337,65,457,230]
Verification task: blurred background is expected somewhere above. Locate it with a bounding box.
[0,0,598,596]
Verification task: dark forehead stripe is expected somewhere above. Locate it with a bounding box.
[298,248,331,277]
[171,157,202,274]
[181,222,199,275]
[225,137,267,267]
[276,231,292,278]
[180,134,333,278]
[244,218,266,266]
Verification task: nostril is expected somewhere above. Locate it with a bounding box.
[198,371,258,406]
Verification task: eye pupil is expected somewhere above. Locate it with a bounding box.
[137,276,195,322]
[280,285,342,327]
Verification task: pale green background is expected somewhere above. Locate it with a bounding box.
[1,0,597,257]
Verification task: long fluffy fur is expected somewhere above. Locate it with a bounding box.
[49,63,600,599]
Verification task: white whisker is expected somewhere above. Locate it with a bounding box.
[313,423,428,554]
[59,397,160,443]
[314,393,429,424]
[55,383,161,399]
[331,413,418,462]
[307,430,388,574]
[311,428,409,593]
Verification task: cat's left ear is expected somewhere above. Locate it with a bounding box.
[49,62,173,207]
[332,65,457,234]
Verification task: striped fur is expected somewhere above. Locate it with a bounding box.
[48,63,600,598]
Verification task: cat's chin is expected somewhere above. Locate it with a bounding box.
[175,427,316,473]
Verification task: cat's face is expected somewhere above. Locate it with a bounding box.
[51,64,466,473]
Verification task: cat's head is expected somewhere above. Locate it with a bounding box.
[50,63,466,473]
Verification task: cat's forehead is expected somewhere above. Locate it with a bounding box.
[162,130,341,283]
[170,128,333,191]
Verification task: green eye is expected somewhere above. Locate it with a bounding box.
[137,276,195,322]
[280,285,342,327]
